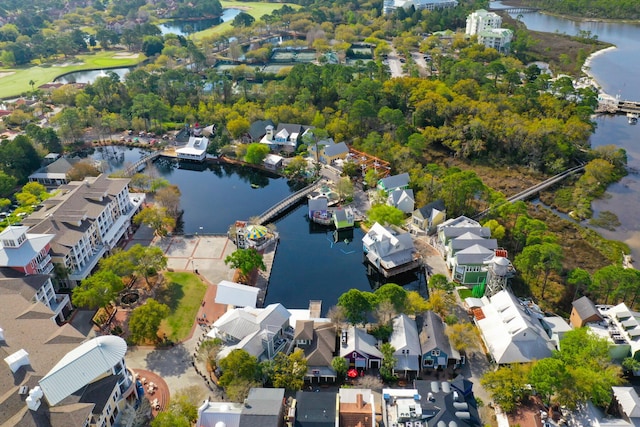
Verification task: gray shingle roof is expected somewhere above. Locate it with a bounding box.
[414,199,446,219]
[378,173,410,191]
[417,311,457,359]
[572,296,602,322]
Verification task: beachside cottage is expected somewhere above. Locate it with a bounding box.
[377,173,410,195]
[260,123,313,154]
[176,136,209,162]
[362,223,419,277]
[411,199,446,234]
[388,188,415,214]
[417,311,461,370]
[340,326,383,370]
[389,314,421,379]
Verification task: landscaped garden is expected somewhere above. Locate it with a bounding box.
[157,272,208,342]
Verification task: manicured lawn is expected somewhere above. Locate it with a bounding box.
[158,271,208,342]
[0,50,145,99]
[457,288,473,300]
[192,0,300,40]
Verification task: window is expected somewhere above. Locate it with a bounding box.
[424,359,433,367]
[431,350,440,356]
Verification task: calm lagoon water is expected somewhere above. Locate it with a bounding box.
[159,9,242,36]
[90,146,423,311]
[55,68,131,84]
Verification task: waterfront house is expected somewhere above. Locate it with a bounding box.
[362,222,419,277]
[28,157,80,187]
[445,231,497,264]
[176,135,209,161]
[413,379,481,426]
[294,390,338,427]
[417,311,461,370]
[333,206,355,230]
[389,314,421,379]
[214,280,260,309]
[261,123,314,154]
[294,320,337,382]
[339,389,376,427]
[387,188,415,214]
[437,216,491,248]
[472,289,556,364]
[23,174,145,287]
[411,199,446,234]
[570,295,603,328]
[245,119,276,143]
[264,153,284,171]
[309,197,330,225]
[376,173,410,195]
[339,326,383,370]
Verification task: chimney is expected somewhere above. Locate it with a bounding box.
[356,393,364,408]
[4,349,30,373]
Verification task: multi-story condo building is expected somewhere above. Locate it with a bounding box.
[23,174,145,287]
[465,9,502,36]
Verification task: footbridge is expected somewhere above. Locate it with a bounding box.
[122,152,161,177]
[474,165,585,220]
[256,179,326,225]
[596,94,640,114]
[492,7,539,13]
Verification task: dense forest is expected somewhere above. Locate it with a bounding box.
[522,0,640,20]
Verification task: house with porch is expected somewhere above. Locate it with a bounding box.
[388,188,415,214]
[293,320,337,382]
[28,157,80,187]
[389,314,421,379]
[436,216,491,249]
[362,223,419,277]
[377,173,410,195]
[445,232,497,268]
[411,199,446,234]
[320,141,349,164]
[176,136,209,162]
[340,326,383,370]
[245,119,276,143]
[417,311,461,370]
[23,174,145,287]
[450,244,496,285]
[209,303,292,362]
[260,123,313,154]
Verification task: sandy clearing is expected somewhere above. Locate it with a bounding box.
[112,52,139,59]
[0,72,15,78]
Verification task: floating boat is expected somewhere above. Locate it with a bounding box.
[627,112,638,124]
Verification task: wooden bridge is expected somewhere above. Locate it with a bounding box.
[492,7,539,13]
[122,152,161,177]
[474,165,585,220]
[256,179,326,225]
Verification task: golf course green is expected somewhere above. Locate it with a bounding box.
[0,51,145,99]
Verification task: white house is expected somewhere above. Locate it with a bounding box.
[388,188,415,214]
[478,28,513,53]
[260,123,313,154]
[472,289,556,364]
[176,136,209,161]
[465,9,502,36]
[362,223,419,277]
[389,314,421,378]
[586,303,640,361]
[214,280,260,308]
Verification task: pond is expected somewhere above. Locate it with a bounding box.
[85,146,424,312]
[159,9,243,36]
[55,67,131,84]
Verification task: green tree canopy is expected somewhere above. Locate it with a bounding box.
[224,248,266,280]
[367,204,405,226]
[128,244,168,287]
[379,342,397,382]
[338,289,373,325]
[244,143,270,164]
[71,270,124,311]
[129,299,170,343]
[270,348,308,391]
[134,206,176,237]
[218,349,260,388]
[373,283,407,312]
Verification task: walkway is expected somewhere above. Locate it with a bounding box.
[255,179,325,225]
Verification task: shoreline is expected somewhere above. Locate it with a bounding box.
[580,45,617,93]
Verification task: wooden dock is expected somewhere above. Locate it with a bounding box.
[597,94,640,115]
[122,152,161,177]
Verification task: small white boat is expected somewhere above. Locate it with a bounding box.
[627,112,638,124]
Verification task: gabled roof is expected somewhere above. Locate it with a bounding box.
[454,244,495,265]
[39,336,127,406]
[414,199,446,220]
[572,296,602,321]
[215,280,259,308]
[304,322,337,367]
[323,141,349,158]
[390,315,421,372]
[210,303,291,341]
[475,290,555,364]
[414,380,481,426]
[378,173,410,190]
[450,233,497,251]
[613,387,640,418]
[339,326,382,359]
[0,232,55,269]
[295,391,337,427]
[308,197,328,212]
[389,188,414,206]
[417,311,458,360]
[294,320,315,341]
[240,388,285,427]
[248,119,275,141]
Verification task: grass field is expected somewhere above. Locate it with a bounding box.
[192,0,299,40]
[158,271,208,342]
[457,288,473,300]
[0,50,145,99]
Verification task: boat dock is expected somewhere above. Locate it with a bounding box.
[596,93,640,115]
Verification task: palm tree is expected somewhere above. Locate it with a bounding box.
[28,80,36,93]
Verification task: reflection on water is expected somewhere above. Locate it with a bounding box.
[159,9,242,35]
[55,68,130,84]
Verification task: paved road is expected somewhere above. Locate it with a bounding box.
[387,48,405,78]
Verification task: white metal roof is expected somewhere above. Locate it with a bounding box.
[209,303,290,341]
[390,314,421,355]
[39,335,127,406]
[613,387,640,418]
[215,280,259,308]
[0,233,55,268]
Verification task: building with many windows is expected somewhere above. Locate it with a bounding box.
[465,9,502,35]
[23,174,145,286]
